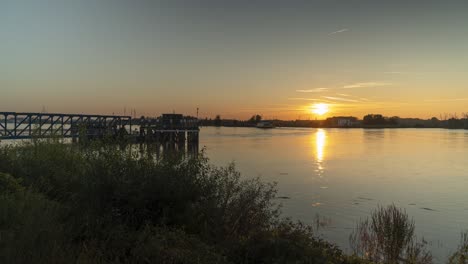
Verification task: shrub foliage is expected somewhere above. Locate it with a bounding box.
[0,141,354,264]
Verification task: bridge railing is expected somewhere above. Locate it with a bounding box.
[0,112,131,140]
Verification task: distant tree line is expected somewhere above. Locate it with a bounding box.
[362,114,399,126]
[199,114,265,127]
[198,113,468,129]
[446,113,468,129]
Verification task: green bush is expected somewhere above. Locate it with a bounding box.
[0,190,73,264]
[232,219,346,264]
[0,172,24,193]
[0,141,357,263]
[130,225,230,264]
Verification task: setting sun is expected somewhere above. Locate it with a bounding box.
[311,103,329,116]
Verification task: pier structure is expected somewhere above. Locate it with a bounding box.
[0,112,199,153]
[137,114,199,154]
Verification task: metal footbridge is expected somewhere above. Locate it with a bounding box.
[0,112,131,140]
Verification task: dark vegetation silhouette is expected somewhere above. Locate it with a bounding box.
[362,115,399,127]
[248,114,262,124]
[214,114,222,126]
[0,140,355,264]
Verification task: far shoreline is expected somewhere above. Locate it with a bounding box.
[200,114,468,130]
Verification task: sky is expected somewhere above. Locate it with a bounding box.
[1,0,468,119]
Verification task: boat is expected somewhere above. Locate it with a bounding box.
[256,121,275,129]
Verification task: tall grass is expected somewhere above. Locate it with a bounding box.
[449,232,468,264]
[349,205,432,264]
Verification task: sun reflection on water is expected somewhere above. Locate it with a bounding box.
[315,129,327,176]
[316,129,326,162]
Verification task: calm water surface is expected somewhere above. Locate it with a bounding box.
[200,127,468,262]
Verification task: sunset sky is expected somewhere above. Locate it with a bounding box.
[2,0,468,119]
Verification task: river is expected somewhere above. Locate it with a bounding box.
[199,126,468,262]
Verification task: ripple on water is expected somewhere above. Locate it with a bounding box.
[420,207,437,212]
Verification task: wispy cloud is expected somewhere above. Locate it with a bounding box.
[343,82,391,89]
[288,98,333,103]
[290,94,372,104]
[424,98,468,102]
[328,28,349,35]
[336,93,372,101]
[322,96,360,103]
[289,98,321,101]
[296,88,328,93]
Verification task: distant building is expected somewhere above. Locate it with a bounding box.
[159,114,199,129]
[325,116,359,127]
